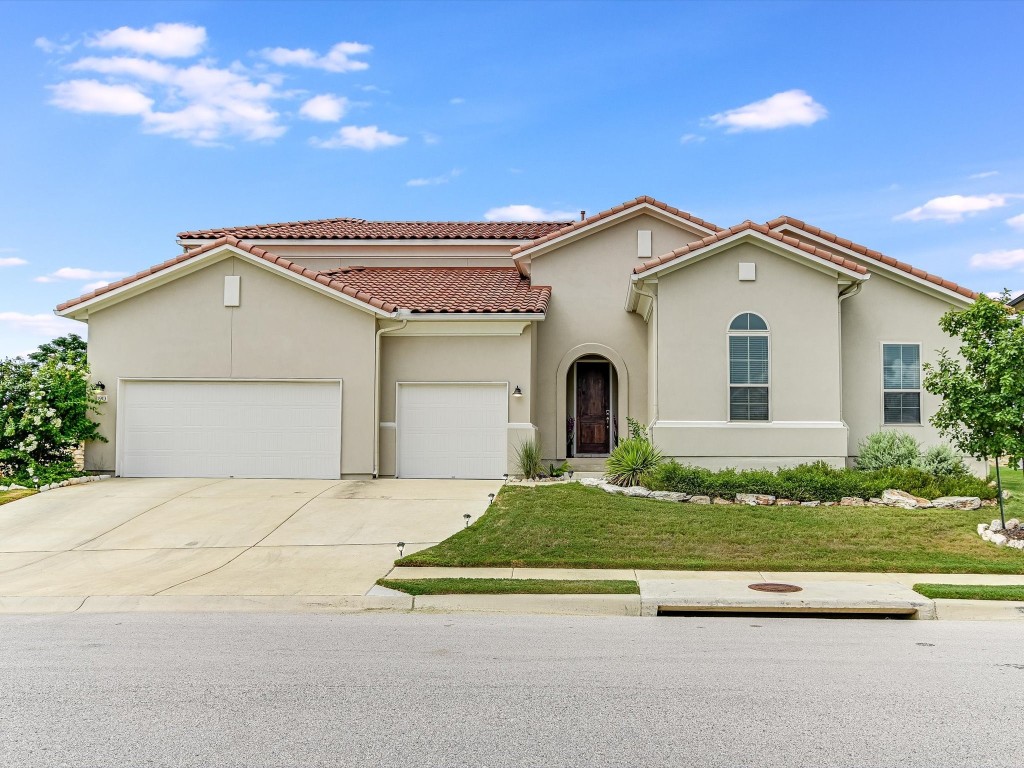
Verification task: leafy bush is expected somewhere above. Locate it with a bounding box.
[855,430,921,471]
[914,444,968,477]
[647,460,995,502]
[605,438,664,487]
[626,416,649,441]
[514,439,543,479]
[547,461,573,478]
[0,334,104,485]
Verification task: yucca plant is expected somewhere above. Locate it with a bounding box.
[514,439,543,479]
[606,437,664,487]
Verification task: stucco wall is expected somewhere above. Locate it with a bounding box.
[528,212,704,460]
[84,255,378,475]
[377,328,536,476]
[651,240,848,465]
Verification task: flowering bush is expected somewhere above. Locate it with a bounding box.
[0,334,105,485]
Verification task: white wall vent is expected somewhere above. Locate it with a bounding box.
[224,275,241,306]
[637,230,652,259]
[738,263,756,281]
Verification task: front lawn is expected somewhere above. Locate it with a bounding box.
[377,578,639,595]
[398,484,1024,573]
[0,489,36,506]
[914,583,1024,601]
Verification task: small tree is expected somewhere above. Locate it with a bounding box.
[924,292,1024,526]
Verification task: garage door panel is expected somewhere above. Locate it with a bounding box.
[120,381,341,479]
[397,384,506,479]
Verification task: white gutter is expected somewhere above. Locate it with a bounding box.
[373,319,407,478]
[631,284,659,431]
[395,311,547,321]
[836,280,865,430]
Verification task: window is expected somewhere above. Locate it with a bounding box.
[728,313,769,421]
[883,343,921,424]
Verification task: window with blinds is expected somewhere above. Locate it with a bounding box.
[883,343,921,424]
[728,314,769,421]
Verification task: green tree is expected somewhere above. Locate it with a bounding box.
[26,333,87,368]
[924,292,1024,526]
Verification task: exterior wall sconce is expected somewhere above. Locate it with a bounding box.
[92,381,108,402]
[512,385,523,398]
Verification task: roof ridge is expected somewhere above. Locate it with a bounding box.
[509,195,723,258]
[633,220,868,276]
[768,216,979,300]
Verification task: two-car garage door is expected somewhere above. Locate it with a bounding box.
[119,380,342,479]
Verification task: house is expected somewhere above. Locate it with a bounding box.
[1009,292,1024,308]
[55,196,980,480]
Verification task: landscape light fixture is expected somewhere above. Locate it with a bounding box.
[463,513,471,528]
[512,385,523,398]
[502,473,509,484]
[396,541,405,557]
[567,470,574,481]
[488,493,495,503]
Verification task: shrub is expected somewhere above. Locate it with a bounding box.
[547,461,573,478]
[855,430,921,471]
[626,416,649,441]
[914,444,968,477]
[606,438,664,487]
[514,439,543,479]
[647,460,996,502]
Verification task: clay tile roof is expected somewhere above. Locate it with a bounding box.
[509,195,724,257]
[633,220,868,276]
[55,237,397,315]
[766,216,979,300]
[177,218,569,241]
[317,266,551,313]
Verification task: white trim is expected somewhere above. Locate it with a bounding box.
[384,319,533,337]
[379,422,396,428]
[396,312,545,321]
[770,223,975,306]
[57,244,397,319]
[513,203,719,262]
[394,381,509,479]
[653,420,847,429]
[507,422,535,429]
[726,316,771,423]
[115,377,344,479]
[880,341,923,426]
[177,238,533,248]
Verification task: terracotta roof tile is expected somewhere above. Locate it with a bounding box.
[317,266,551,314]
[510,195,723,257]
[56,239,550,316]
[767,216,979,300]
[633,220,868,276]
[178,218,568,241]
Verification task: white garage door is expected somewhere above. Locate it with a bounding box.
[119,380,342,479]
[397,384,507,479]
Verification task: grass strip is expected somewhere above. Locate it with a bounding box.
[377,577,639,596]
[0,489,36,506]
[913,583,1024,601]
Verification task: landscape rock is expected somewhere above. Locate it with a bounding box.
[822,501,836,507]
[839,497,865,506]
[622,486,651,498]
[713,497,732,505]
[991,533,1008,547]
[775,499,800,506]
[579,477,603,488]
[931,496,982,511]
[736,493,775,506]
[649,491,691,502]
[869,498,883,504]
[800,501,820,507]
[978,523,990,536]
[881,489,931,509]
[982,529,993,541]
[600,483,625,495]
[690,495,711,505]
[991,519,1004,531]
[1006,518,1020,530]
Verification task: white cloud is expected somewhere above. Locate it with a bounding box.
[969,249,1024,270]
[970,170,999,180]
[88,22,206,58]
[484,205,576,222]
[81,280,112,292]
[449,97,465,105]
[895,194,1015,223]
[1006,213,1024,230]
[310,125,406,150]
[679,133,705,144]
[422,132,440,145]
[63,57,286,144]
[406,169,462,187]
[261,42,371,73]
[34,267,126,284]
[0,257,27,267]
[49,79,153,115]
[706,89,827,132]
[299,94,349,122]
[35,36,76,54]
[0,312,81,337]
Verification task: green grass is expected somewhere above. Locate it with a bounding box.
[0,489,36,506]
[914,583,1024,601]
[377,578,639,596]
[994,464,1024,520]
[398,483,1024,574]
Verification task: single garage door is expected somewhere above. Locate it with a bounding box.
[397,383,507,479]
[119,380,342,479]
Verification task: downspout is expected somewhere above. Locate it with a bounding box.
[631,282,659,431]
[837,280,864,464]
[373,318,407,478]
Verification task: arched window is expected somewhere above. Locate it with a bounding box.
[728,313,769,421]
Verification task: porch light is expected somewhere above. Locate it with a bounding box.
[463,513,472,528]
[92,381,106,395]
[512,385,523,398]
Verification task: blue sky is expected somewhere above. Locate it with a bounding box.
[1,0,1023,358]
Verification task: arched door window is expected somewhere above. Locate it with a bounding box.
[728,313,769,421]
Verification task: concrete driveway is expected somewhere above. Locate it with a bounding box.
[0,477,499,608]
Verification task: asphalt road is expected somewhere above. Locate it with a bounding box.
[1,612,1022,768]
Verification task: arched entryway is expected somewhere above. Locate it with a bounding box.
[555,344,629,460]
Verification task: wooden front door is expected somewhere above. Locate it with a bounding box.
[575,362,611,454]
